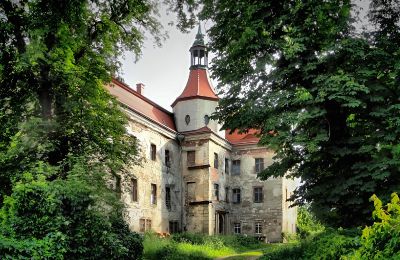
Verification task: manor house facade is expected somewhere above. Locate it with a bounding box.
[107,27,297,242]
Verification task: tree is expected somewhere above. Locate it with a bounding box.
[0,0,165,258]
[176,0,400,227]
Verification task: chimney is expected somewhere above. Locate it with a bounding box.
[136,83,145,95]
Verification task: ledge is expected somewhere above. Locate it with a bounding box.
[187,164,210,170]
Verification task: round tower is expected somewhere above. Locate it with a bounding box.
[172,24,222,135]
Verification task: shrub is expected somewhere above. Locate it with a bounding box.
[262,229,359,260]
[297,206,325,239]
[0,175,143,259]
[347,193,400,259]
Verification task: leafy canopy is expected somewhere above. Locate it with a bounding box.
[169,0,400,227]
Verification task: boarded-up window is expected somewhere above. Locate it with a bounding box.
[214,153,219,168]
[225,158,229,174]
[187,182,196,201]
[187,151,195,166]
[255,158,264,174]
[232,188,241,204]
[166,186,171,211]
[232,160,241,175]
[254,187,263,203]
[150,144,156,160]
[151,184,157,205]
[131,178,138,202]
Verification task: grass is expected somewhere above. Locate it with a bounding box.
[143,232,273,260]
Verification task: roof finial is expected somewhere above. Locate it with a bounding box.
[193,20,205,46]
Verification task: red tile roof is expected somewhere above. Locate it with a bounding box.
[225,129,260,145]
[107,79,176,131]
[171,69,219,107]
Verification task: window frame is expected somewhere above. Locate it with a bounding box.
[255,222,263,234]
[225,158,229,174]
[231,160,241,175]
[131,178,138,202]
[255,158,264,174]
[150,143,157,160]
[232,188,241,204]
[214,183,219,201]
[214,153,219,169]
[151,183,157,205]
[253,187,263,203]
[234,223,241,234]
[165,149,171,167]
[166,186,171,211]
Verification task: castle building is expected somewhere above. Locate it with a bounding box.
[107,26,297,242]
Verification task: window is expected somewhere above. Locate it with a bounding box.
[115,175,121,193]
[131,178,138,202]
[255,222,262,234]
[187,151,195,166]
[166,186,171,211]
[140,218,152,232]
[225,187,229,202]
[232,188,241,204]
[150,144,156,160]
[151,184,157,205]
[214,184,219,201]
[255,158,264,174]
[214,153,219,169]
[232,160,241,175]
[165,149,171,167]
[234,223,241,234]
[254,187,263,203]
[169,221,180,233]
[225,158,229,174]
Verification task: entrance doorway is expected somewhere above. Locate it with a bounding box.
[215,211,227,234]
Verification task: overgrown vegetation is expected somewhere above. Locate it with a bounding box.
[263,193,400,259]
[143,232,267,260]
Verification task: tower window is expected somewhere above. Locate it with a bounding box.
[204,115,210,125]
[254,187,263,203]
[187,151,195,166]
[214,153,219,169]
[185,115,190,125]
[232,188,241,204]
[225,158,229,174]
[255,158,264,174]
[232,160,241,175]
[150,144,156,160]
[225,187,229,202]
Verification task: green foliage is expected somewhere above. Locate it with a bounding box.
[0,175,143,259]
[262,229,359,260]
[171,0,400,227]
[347,193,400,259]
[0,1,171,257]
[144,232,264,260]
[297,206,325,239]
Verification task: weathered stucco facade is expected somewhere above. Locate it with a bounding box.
[107,27,297,242]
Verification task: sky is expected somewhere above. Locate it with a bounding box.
[120,0,370,112]
[120,10,213,112]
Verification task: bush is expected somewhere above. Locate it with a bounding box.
[262,229,359,260]
[297,206,325,239]
[0,175,143,259]
[346,193,400,259]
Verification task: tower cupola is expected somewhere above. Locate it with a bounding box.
[190,23,208,69]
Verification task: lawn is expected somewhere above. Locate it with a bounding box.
[143,232,276,260]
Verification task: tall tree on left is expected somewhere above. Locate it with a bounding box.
[0,0,161,258]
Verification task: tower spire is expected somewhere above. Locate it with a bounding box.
[190,21,207,69]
